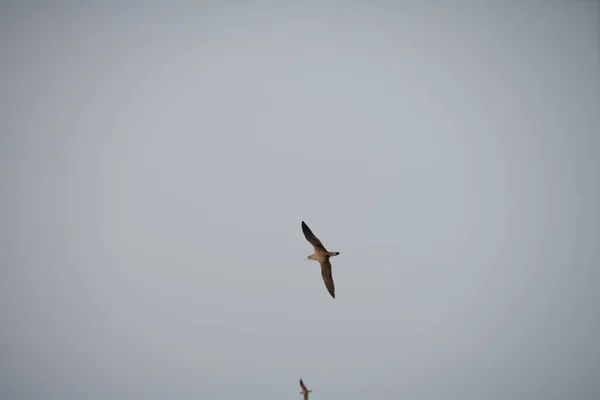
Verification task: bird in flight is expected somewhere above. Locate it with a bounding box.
[299,378,312,400]
[302,221,340,299]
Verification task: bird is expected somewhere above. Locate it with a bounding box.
[301,221,340,298]
[299,378,312,400]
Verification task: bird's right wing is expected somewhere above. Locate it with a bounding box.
[302,221,326,251]
[320,259,335,299]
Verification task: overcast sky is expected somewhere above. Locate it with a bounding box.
[1,2,599,400]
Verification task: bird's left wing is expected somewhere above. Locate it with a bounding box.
[302,221,326,251]
[300,379,307,391]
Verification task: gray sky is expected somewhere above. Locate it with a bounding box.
[1,2,599,399]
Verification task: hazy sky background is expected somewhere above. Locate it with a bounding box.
[1,2,599,399]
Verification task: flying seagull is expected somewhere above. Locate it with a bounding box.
[299,379,312,400]
[302,221,340,299]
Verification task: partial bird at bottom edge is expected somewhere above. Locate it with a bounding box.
[299,378,312,400]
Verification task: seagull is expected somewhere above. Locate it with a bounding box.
[302,221,340,299]
[299,378,312,400]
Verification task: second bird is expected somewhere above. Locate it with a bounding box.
[299,379,312,400]
[301,221,340,299]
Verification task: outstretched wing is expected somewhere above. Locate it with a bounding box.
[320,259,335,299]
[302,221,326,251]
[299,379,308,391]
